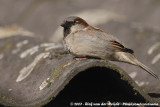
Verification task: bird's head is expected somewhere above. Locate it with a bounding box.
[61,16,89,38]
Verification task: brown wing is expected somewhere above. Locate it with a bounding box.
[109,41,134,54]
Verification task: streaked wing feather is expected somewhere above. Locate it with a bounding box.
[110,41,134,54]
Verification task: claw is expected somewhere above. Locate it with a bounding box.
[74,57,88,61]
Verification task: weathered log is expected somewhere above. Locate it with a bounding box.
[0,35,159,107]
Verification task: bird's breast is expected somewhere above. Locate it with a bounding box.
[64,33,114,59]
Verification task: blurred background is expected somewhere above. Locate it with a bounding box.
[0,0,160,93]
[0,0,160,41]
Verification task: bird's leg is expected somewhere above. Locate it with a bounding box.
[73,57,88,61]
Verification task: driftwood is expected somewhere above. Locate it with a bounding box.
[0,21,160,106]
[0,35,159,107]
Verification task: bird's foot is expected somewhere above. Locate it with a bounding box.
[74,57,88,61]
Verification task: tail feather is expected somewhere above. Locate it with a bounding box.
[135,60,159,79]
[115,52,159,79]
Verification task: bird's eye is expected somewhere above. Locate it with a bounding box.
[67,21,74,24]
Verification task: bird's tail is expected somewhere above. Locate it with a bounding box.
[115,52,159,79]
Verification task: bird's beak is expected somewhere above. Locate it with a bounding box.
[61,22,66,27]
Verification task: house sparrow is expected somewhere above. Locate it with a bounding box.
[61,16,159,79]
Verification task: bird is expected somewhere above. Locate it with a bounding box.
[61,16,159,79]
